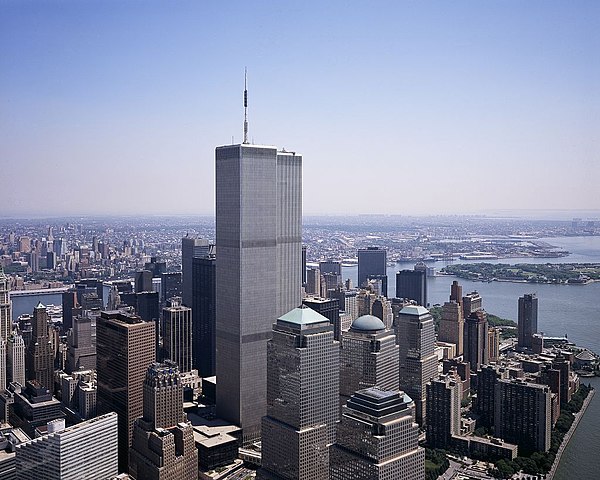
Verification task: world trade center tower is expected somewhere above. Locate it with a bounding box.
[215,140,302,442]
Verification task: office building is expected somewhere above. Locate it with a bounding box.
[321,272,341,297]
[449,280,462,304]
[518,293,538,350]
[462,291,482,319]
[15,413,118,480]
[488,327,500,362]
[330,288,358,323]
[358,247,387,292]
[215,141,302,443]
[302,296,340,341]
[319,260,341,276]
[301,245,307,285]
[438,300,464,356]
[25,303,54,391]
[8,381,65,438]
[129,362,197,480]
[305,267,321,296]
[494,379,551,453]
[161,271,182,303]
[395,266,427,306]
[426,374,461,450]
[0,340,5,390]
[59,369,97,420]
[97,310,155,472]
[330,388,425,480]
[464,310,488,372]
[61,290,78,333]
[162,297,193,373]
[339,315,399,408]
[0,267,12,342]
[181,236,210,307]
[6,334,25,387]
[144,256,166,279]
[395,305,438,425]
[66,314,96,373]
[192,255,216,377]
[135,270,153,293]
[259,307,338,480]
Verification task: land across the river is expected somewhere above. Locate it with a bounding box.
[441,262,600,285]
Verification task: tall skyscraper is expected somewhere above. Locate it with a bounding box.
[438,301,464,356]
[129,362,197,480]
[215,136,302,441]
[476,364,509,429]
[192,254,216,377]
[302,296,340,341]
[161,271,182,303]
[96,310,155,472]
[0,267,12,342]
[162,297,193,373]
[25,302,54,391]
[301,245,307,285]
[358,247,387,291]
[305,267,321,296]
[339,315,399,408]
[181,236,210,307]
[426,374,462,450]
[395,305,438,425]
[330,388,425,480]
[464,310,489,372]
[449,280,462,304]
[7,333,25,386]
[15,413,119,480]
[0,339,6,390]
[395,267,427,306]
[319,260,341,276]
[518,293,538,350]
[462,291,482,319]
[259,307,338,480]
[494,379,551,453]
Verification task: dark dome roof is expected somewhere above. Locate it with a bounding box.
[351,314,386,332]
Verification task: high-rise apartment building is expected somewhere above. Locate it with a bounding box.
[488,327,500,362]
[464,310,489,372]
[15,413,118,480]
[0,267,11,342]
[462,291,482,319]
[96,310,155,472]
[518,293,538,350]
[181,236,210,307]
[25,302,54,391]
[192,255,216,377]
[395,267,427,306]
[426,374,461,449]
[340,315,399,408]
[129,362,197,480]
[330,388,425,480]
[395,305,438,425]
[476,364,509,429]
[449,280,462,304]
[438,301,464,356]
[358,247,387,292]
[162,297,193,373]
[494,379,551,453]
[215,141,302,442]
[259,307,338,480]
[7,333,25,387]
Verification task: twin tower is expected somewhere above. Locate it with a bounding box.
[215,143,302,442]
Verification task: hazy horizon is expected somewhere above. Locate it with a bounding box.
[2,1,598,216]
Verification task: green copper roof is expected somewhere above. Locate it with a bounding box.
[278,306,329,325]
[399,305,429,316]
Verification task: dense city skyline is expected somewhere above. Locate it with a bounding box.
[2,1,599,216]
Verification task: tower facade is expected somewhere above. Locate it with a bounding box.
[215,143,302,442]
[192,255,216,377]
[358,247,387,291]
[395,268,427,306]
[96,310,156,472]
[25,302,54,391]
[7,333,25,386]
[259,307,338,480]
[0,267,11,342]
[339,315,399,408]
[0,339,5,390]
[518,293,538,350]
[330,388,425,480]
[438,301,464,356]
[395,305,438,425]
[162,297,193,373]
[464,310,489,372]
[129,362,198,480]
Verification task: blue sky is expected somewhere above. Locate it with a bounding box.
[1,1,598,216]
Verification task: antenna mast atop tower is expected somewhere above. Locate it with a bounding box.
[243,67,249,144]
